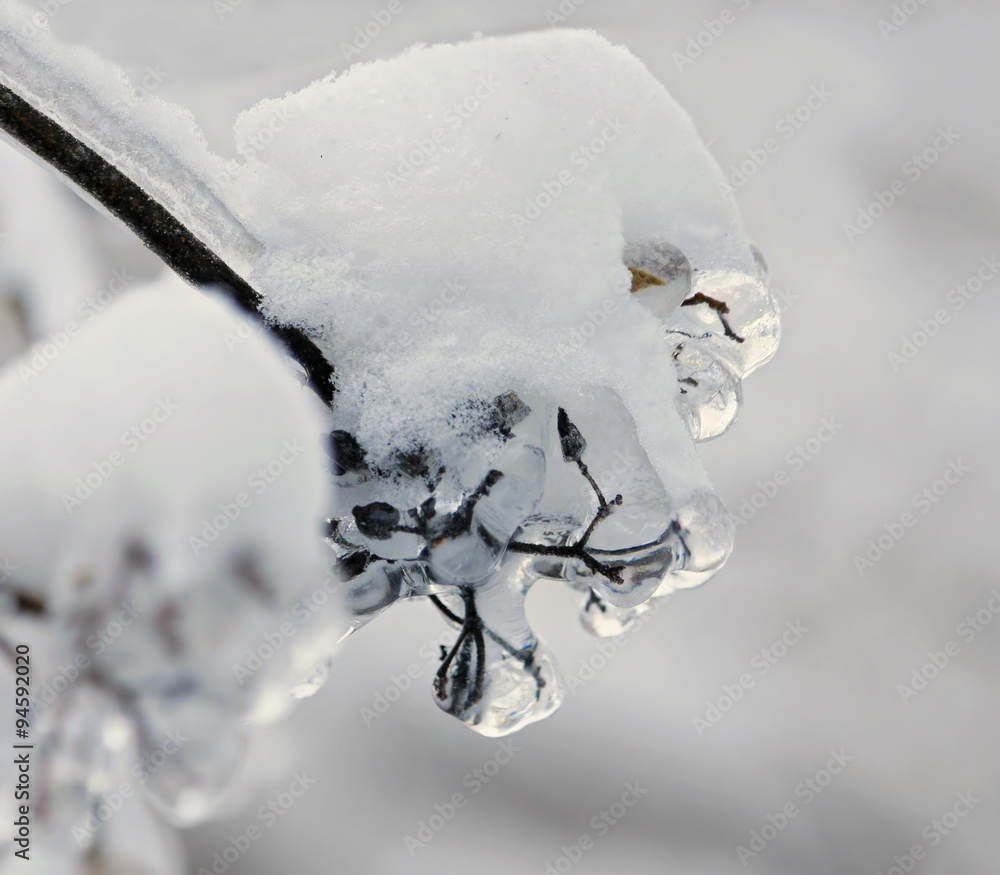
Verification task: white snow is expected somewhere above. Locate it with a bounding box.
[0,270,330,597]
[223,30,776,502]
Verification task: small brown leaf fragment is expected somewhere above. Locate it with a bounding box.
[628,266,667,294]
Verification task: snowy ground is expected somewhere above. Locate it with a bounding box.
[2,1,999,873]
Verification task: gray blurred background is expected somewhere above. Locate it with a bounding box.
[2,1,998,872]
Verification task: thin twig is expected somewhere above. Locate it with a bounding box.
[0,83,335,404]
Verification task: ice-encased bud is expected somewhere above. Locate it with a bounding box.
[624,240,693,319]
[654,491,735,597]
[428,560,563,735]
[671,341,743,441]
[437,639,562,737]
[339,561,407,619]
[664,269,780,379]
[621,240,778,441]
[676,491,734,574]
[577,545,677,609]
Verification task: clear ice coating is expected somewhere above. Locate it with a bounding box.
[224,31,782,735]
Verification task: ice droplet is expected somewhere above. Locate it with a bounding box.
[671,341,743,441]
[624,240,693,319]
[450,643,562,737]
[579,588,656,638]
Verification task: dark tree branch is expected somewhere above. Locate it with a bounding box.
[0,82,335,405]
[428,593,462,625]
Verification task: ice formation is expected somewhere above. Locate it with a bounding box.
[216,30,780,735]
[0,274,342,870]
[0,0,779,833]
